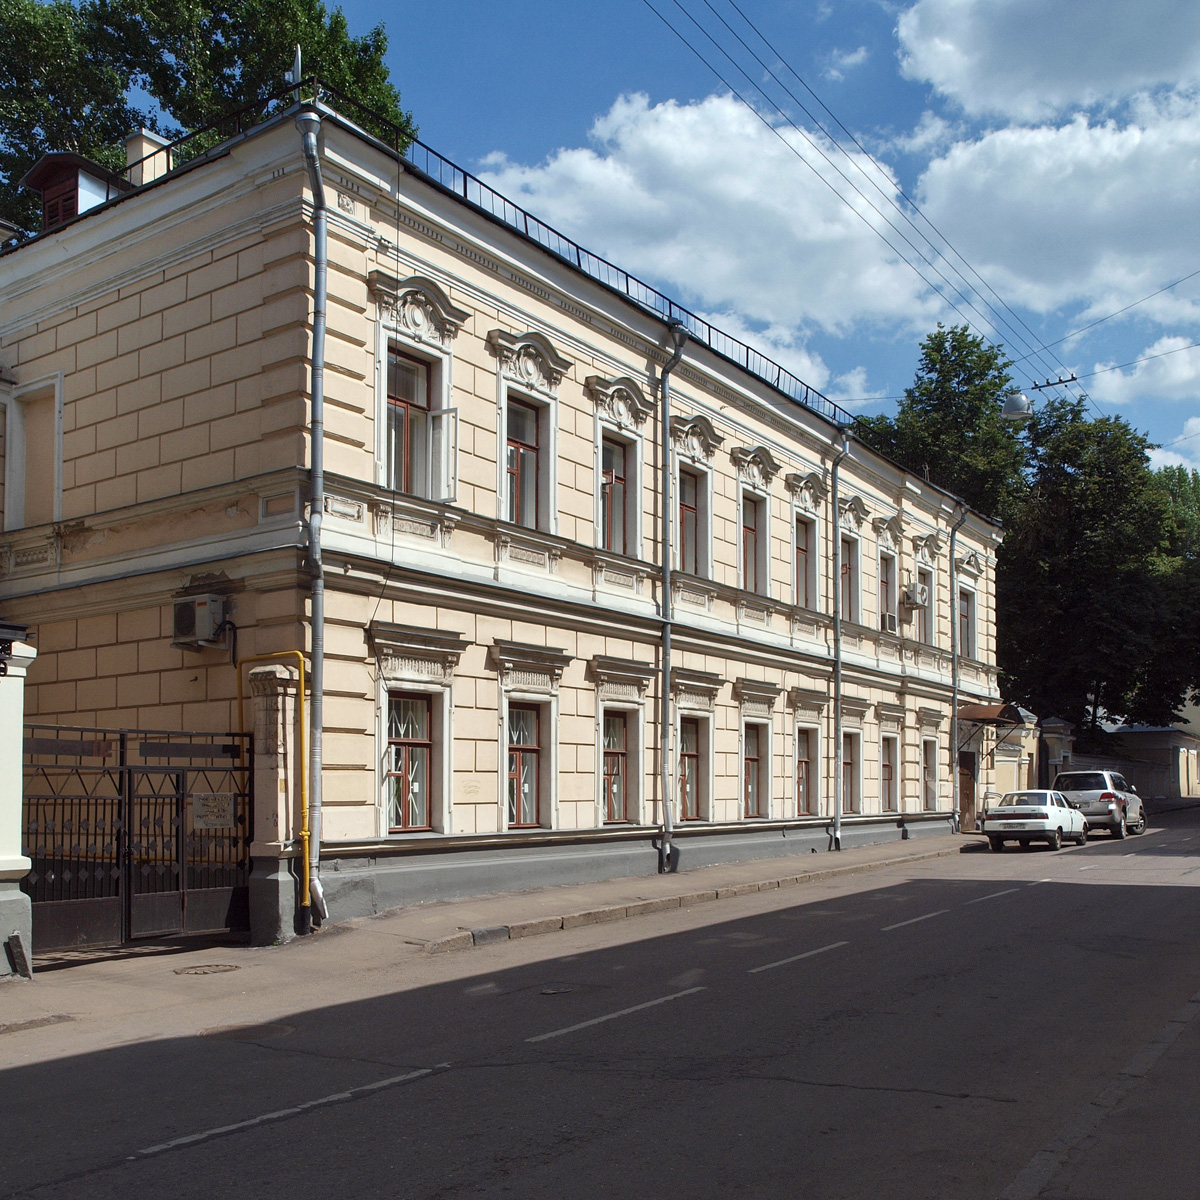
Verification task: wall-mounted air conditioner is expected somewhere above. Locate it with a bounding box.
[901,583,929,609]
[880,612,898,634]
[172,595,225,648]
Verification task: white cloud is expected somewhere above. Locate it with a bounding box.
[1084,337,1200,407]
[1149,416,1200,470]
[825,45,870,81]
[897,0,1200,120]
[477,93,944,337]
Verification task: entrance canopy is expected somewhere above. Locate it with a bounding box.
[957,702,1024,726]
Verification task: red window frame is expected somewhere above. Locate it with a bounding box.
[679,468,699,575]
[917,568,933,644]
[386,692,433,832]
[601,436,628,555]
[742,494,761,592]
[743,724,764,818]
[386,348,430,495]
[922,740,937,811]
[680,717,701,820]
[879,554,894,625]
[840,537,856,621]
[843,733,857,814]
[795,518,811,609]
[507,704,541,828]
[602,711,629,823]
[882,737,897,812]
[506,398,539,528]
[958,589,973,658]
[797,728,813,815]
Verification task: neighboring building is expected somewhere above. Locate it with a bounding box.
[0,100,1006,940]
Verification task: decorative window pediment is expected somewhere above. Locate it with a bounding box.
[488,639,573,695]
[671,666,723,711]
[914,532,943,565]
[876,701,907,732]
[839,495,869,530]
[790,686,830,716]
[957,549,984,578]
[369,271,469,347]
[734,677,782,719]
[919,706,946,730]
[730,445,781,490]
[670,413,724,461]
[586,375,654,428]
[840,695,871,725]
[588,655,656,702]
[487,329,573,397]
[786,470,828,511]
[369,621,466,683]
[872,514,904,553]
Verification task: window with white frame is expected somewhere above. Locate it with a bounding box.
[679,716,709,820]
[840,536,859,623]
[881,734,899,812]
[384,346,456,502]
[678,466,711,577]
[602,710,632,823]
[741,491,768,595]
[922,739,938,810]
[743,722,769,818]
[600,434,636,556]
[842,731,859,814]
[917,567,934,644]
[386,692,435,831]
[958,587,976,659]
[879,551,897,633]
[796,726,818,815]
[795,515,815,610]
[507,704,543,828]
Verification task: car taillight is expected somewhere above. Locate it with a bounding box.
[1099,792,1117,801]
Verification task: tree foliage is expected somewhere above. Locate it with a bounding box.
[1,0,415,237]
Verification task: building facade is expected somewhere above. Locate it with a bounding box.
[0,102,1005,938]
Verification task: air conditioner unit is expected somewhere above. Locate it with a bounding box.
[173,595,225,648]
[880,612,898,634]
[901,583,929,609]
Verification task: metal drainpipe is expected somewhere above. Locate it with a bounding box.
[948,503,969,834]
[296,107,328,925]
[658,320,688,873]
[830,428,851,851]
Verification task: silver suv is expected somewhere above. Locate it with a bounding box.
[1052,770,1146,839]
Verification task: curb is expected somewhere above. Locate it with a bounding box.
[425,842,967,955]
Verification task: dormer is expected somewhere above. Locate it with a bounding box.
[19,153,131,233]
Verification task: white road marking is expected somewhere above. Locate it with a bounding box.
[748,941,849,974]
[881,909,948,932]
[964,888,1019,905]
[1079,865,1098,871]
[135,1066,437,1157]
[1124,852,1137,857]
[526,987,706,1043]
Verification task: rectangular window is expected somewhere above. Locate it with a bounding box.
[881,735,898,812]
[843,732,858,814]
[507,705,541,827]
[600,436,628,555]
[679,468,700,575]
[922,739,938,811]
[386,693,433,832]
[958,588,975,659]
[744,724,766,818]
[386,350,430,495]
[879,553,896,632]
[840,537,858,623]
[602,711,629,823]
[796,728,815,815]
[795,517,813,609]
[917,568,933,644]
[506,399,540,528]
[680,717,702,820]
[741,493,765,594]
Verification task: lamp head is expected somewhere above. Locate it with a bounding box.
[1001,389,1032,421]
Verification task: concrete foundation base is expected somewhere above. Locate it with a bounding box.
[248,856,298,945]
[0,880,33,978]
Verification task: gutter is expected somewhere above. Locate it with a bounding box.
[829,427,853,850]
[948,503,969,833]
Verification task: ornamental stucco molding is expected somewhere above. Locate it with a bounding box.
[670,413,725,462]
[785,470,828,511]
[838,495,869,531]
[730,445,781,490]
[487,329,573,397]
[872,514,904,553]
[369,271,470,347]
[585,375,654,428]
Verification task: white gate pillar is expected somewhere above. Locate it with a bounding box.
[0,627,36,977]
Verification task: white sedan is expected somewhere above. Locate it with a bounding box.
[980,790,1087,852]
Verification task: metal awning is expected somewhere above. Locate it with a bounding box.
[957,702,1024,726]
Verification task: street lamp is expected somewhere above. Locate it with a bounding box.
[1001,389,1032,421]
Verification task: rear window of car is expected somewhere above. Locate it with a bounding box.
[999,793,1047,806]
[1054,773,1107,791]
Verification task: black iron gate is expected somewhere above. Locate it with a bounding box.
[21,725,253,951]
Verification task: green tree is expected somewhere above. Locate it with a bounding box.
[0,0,414,237]
[856,324,1026,520]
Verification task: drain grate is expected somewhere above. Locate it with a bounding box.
[174,963,240,975]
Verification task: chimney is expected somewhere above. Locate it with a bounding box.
[19,153,132,232]
[124,128,173,186]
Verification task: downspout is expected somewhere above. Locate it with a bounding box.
[948,503,969,834]
[296,107,328,926]
[830,427,851,851]
[658,319,688,873]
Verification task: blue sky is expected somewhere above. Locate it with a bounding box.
[335,0,1200,467]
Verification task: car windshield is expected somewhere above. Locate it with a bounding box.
[1054,773,1107,791]
[999,793,1047,807]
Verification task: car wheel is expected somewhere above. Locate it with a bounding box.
[989,837,1004,852]
[1047,827,1062,851]
[1132,806,1146,834]
[1076,826,1088,846]
[1113,811,1127,839]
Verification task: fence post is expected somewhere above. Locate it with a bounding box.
[247,665,300,943]
[0,631,37,976]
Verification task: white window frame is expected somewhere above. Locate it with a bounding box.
[839,533,860,625]
[1,373,64,531]
[741,719,772,819]
[917,566,935,645]
[842,730,861,814]
[795,723,820,817]
[374,327,458,503]
[595,422,642,559]
[498,386,557,534]
[498,689,559,831]
[597,702,644,825]
[958,585,977,660]
[675,459,713,578]
[878,550,898,634]
[793,511,818,612]
[738,487,770,597]
[375,677,454,837]
[676,710,714,823]
[922,737,939,811]
[881,733,900,813]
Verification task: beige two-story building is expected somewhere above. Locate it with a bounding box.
[0,98,1005,942]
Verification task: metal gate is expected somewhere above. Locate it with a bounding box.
[21,724,253,951]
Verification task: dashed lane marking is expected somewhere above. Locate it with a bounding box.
[748,941,849,974]
[526,987,707,1043]
[881,909,949,932]
[964,888,1020,905]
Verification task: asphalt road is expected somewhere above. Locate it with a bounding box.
[6,813,1200,1199]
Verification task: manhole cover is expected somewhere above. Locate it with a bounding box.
[199,1022,294,1041]
[174,963,240,975]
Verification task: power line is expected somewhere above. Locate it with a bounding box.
[1071,338,1200,382]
